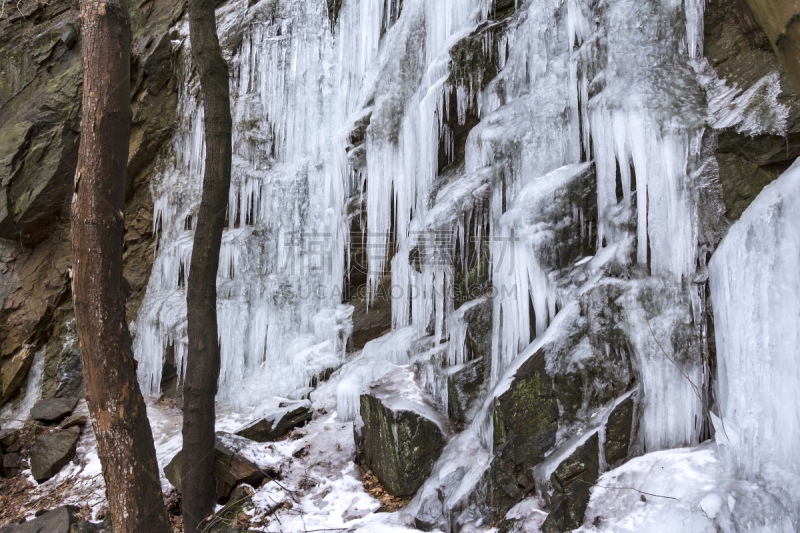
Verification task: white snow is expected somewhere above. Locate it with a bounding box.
[577,443,797,533]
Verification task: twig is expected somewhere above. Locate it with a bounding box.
[592,483,679,501]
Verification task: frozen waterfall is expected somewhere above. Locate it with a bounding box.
[130,0,790,485]
[710,160,800,514]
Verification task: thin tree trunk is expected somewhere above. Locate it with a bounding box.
[72,0,172,531]
[743,0,800,94]
[181,0,233,528]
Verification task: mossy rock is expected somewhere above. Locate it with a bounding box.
[487,349,559,518]
[541,432,600,533]
[357,368,451,497]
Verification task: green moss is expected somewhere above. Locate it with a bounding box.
[512,373,554,434]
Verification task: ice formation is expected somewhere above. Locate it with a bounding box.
[134,0,366,406]
[126,0,799,525]
[710,161,800,515]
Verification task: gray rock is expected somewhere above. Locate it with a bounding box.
[30,397,78,423]
[540,432,600,533]
[487,346,560,517]
[0,428,18,452]
[3,452,21,477]
[5,506,78,533]
[357,366,452,497]
[30,426,81,482]
[235,398,312,442]
[446,356,486,430]
[604,396,635,466]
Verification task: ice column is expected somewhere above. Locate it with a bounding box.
[710,161,800,495]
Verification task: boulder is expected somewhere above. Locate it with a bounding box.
[30,397,78,423]
[356,366,452,497]
[3,452,21,477]
[3,505,78,533]
[235,398,312,442]
[0,429,19,452]
[30,426,81,482]
[165,432,273,500]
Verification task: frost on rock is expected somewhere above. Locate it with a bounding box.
[710,160,800,520]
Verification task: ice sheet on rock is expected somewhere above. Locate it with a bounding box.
[0,346,45,429]
[447,295,490,367]
[614,278,705,451]
[401,424,493,530]
[503,497,548,533]
[491,163,595,383]
[361,326,418,365]
[576,443,797,533]
[335,356,395,422]
[699,66,790,137]
[367,365,454,436]
[709,159,800,517]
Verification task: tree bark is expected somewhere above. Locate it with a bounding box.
[743,0,800,94]
[72,0,172,531]
[181,0,233,529]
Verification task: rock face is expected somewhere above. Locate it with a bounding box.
[1,345,36,401]
[165,432,272,500]
[4,505,79,533]
[704,0,800,223]
[0,0,185,407]
[235,398,312,442]
[604,397,635,467]
[487,349,560,516]
[539,433,600,533]
[30,426,81,482]
[30,397,77,423]
[356,367,452,497]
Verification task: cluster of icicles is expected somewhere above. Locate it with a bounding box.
[131,0,800,516]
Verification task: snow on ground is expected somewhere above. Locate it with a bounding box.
[576,442,796,533]
[16,356,795,532]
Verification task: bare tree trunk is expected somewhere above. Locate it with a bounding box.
[72,0,172,531]
[181,0,233,529]
[744,0,800,93]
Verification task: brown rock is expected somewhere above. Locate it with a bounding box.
[1,345,36,401]
[165,432,274,500]
[60,414,88,430]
